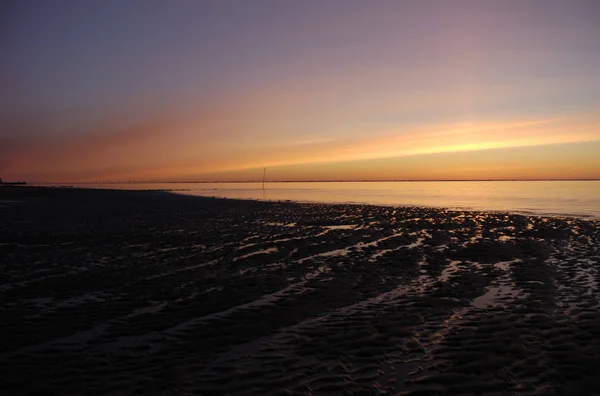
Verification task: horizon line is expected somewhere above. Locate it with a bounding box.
[31,178,600,184]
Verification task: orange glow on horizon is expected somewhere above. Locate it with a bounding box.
[4,2,600,184]
[4,105,600,183]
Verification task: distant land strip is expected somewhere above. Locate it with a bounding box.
[32,178,600,185]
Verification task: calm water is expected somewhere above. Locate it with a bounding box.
[49,181,600,219]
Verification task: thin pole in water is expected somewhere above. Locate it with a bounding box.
[262,168,266,190]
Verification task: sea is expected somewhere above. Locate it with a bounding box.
[50,180,600,220]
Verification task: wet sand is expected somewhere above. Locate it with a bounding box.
[1,186,600,395]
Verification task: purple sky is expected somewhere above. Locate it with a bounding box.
[2,0,600,181]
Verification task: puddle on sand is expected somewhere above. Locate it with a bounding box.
[494,259,520,272]
[371,248,394,261]
[406,238,425,249]
[234,247,279,261]
[438,261,462,282]
[472,260,525,308]
[498,235,515,242]
[319,248,350,258]
[472,284,525,308]
[322,224,356,230]
[263,222,296,227]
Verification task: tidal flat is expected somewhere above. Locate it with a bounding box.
[1,187,600,395]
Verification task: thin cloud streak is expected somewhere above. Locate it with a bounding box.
[185,113,600,175]
[4,109,600,182]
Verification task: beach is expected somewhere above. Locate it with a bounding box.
[1,186,600,395]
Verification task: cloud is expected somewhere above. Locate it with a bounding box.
[181,111,600,175]
[3,77,600,182]
[6,108,600,182]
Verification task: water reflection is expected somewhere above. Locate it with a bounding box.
[49,181,600,219]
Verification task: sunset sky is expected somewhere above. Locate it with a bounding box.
[2,0,600,182]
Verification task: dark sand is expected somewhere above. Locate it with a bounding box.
[1,187,600,395]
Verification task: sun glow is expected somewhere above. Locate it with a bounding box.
[3,2,600,182]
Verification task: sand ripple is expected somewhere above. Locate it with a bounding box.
[1,188,599,395]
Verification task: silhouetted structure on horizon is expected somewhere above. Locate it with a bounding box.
[0,177,26,185]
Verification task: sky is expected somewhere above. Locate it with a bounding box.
[2,0,600,182]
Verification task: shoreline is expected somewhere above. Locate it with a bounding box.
[1,186,599,394]
[181,192,600,222]
[27,178,600,184]
[7,184,600,221]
